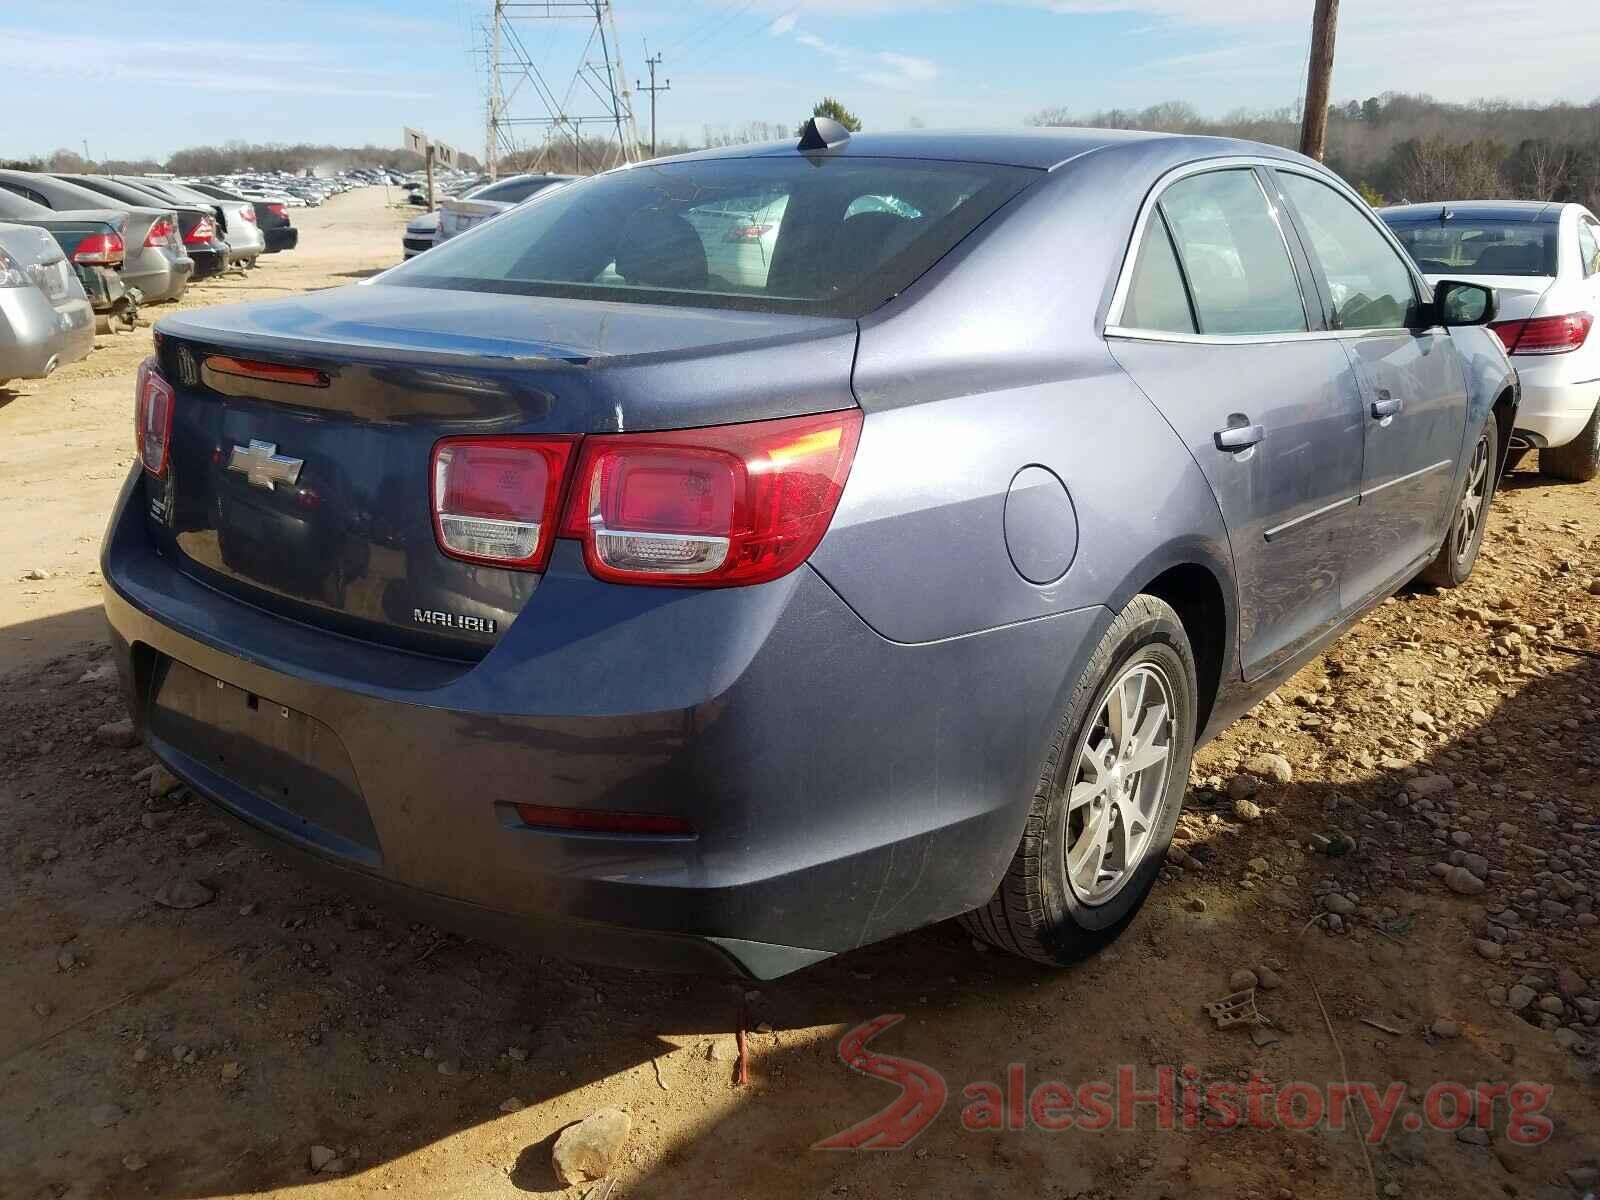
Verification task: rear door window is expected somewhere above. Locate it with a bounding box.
[1277,173,1418,330]
[1121,211,1196,334]
[1156,170,1308,335]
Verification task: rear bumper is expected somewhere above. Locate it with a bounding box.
[1510,357,1599,447]
[264,227,298,252]
[225,235,265,263]
[402,236,433,258]
[189,247,226,277]
[0,285,91,380]
[100,468,1105,977]
[125,253,193,305]
[75,263,129,312]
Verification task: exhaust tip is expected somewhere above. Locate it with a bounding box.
[41,355,59,377]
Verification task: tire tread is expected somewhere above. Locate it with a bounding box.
[962,594,1189,965]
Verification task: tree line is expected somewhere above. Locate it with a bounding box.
[1,141,482,178]
[1030,93,1600,210]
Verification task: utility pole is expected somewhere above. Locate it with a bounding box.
[637,52,669,159]
[1298,0,1339,161]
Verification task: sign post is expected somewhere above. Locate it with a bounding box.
[403,126,458,211]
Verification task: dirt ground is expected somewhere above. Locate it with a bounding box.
[1,187,1597,1200]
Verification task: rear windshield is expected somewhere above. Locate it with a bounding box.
[470,177,562,204]
[383,156,1037,317]
[1388,220,1558,277]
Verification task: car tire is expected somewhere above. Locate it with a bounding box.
[962,594,1197,966]
[1538,402,1600,483]
[1420,417,1498,588]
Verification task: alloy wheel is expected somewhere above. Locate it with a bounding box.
[1453,432,1490,563]
[1064,661,1176,905]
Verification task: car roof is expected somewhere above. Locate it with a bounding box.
[1378,200,1565,224]
[649,127,1312,172]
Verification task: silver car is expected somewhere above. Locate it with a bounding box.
[434,173,576,244]
[119,177,265,268]
[0,222,94,386]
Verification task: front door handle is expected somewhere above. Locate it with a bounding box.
[1214,422,1265,452]
[1371,392,1403,419]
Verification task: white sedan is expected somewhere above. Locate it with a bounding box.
[1383,200,1600,481]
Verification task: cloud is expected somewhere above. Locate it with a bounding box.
[787,27,939,91]
[768,12,799,35]
[0,27,428,98]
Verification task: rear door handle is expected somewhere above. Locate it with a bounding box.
[1214,423,1265,452]
[1371,392,1403,419]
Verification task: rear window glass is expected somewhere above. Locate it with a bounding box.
[384,156,1037,317]
[472,178,560,204]
[1388,220,1558,277]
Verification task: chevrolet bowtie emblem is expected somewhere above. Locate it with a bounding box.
[227,440,304,490]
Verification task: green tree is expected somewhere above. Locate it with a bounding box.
[800,97,862,136]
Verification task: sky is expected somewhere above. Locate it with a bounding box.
[2,0,1598,165]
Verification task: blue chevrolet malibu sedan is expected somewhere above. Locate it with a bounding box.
[103,123,1516,978]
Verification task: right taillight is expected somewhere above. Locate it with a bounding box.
[267,203,286,218]
[144,218,176,248]
[135,358,174,477]
[183,215,217,245]
[72,232,124,265]
[558,409,862,587]
[1490,312,1593,355]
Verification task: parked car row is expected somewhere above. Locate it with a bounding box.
[0,168,323,390]
[400,172,575,259]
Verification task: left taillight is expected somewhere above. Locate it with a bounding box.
[135,357,174,477]
[558,409,862,587]
[72,232,125,266]
[430,437,577,571]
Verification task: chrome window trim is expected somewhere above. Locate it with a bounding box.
[1105,324,1417,347]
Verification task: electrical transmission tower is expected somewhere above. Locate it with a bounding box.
[483,1,642,179]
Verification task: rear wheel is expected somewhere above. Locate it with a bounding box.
[1539,402,1600,483]
[1420,417,1497,588]
[962,595,1197,965]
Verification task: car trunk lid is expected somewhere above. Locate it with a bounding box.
[145,282,858,658]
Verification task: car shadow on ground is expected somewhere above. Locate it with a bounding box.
[1,605,1596,1198]
[331,267,390,281]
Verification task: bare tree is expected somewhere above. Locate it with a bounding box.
[1518,138,1572,200]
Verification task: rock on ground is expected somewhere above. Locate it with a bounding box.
[552,1107,632,1185]
[95,718,138,748]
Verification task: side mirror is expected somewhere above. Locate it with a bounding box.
[1432,279,1496,327]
